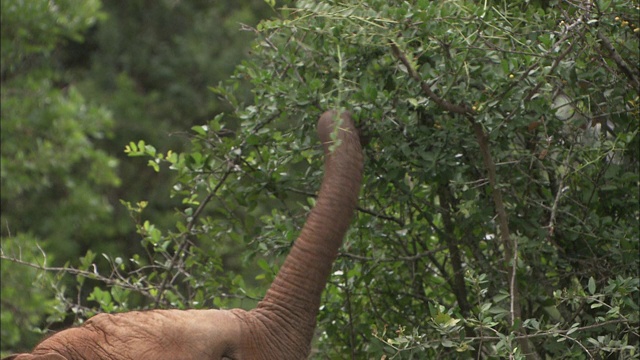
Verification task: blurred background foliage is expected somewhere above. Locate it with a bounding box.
[1,0,271,352]
[1,0,638,358]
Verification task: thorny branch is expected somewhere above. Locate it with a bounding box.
[467,319,635,342]
[0,251,157,302]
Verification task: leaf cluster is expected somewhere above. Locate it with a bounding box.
[2,0,638,359]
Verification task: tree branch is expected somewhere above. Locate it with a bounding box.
[468,319,633,341]
[154,165,233,307]
[390,42,474,118]
[154,112,282,306]
[0,253,157,302]
[339,246,447,262]
[596,31,640,91]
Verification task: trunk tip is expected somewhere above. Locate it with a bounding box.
[318,110,356,145]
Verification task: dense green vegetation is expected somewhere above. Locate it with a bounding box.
[1,0,270,353]
[2,0,638,358]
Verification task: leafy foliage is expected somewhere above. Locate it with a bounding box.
[0,0,119,352]
[2,0,638,359]
[1,0,270,353]
[211,1,637,357]
[0,235,66,352]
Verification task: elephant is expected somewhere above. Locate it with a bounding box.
[4,110,365,360]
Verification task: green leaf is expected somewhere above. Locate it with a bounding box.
[588,277,596,295]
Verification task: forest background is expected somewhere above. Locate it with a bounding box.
[1,0,638,359]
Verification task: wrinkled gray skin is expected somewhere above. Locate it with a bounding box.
[5,110,364,360]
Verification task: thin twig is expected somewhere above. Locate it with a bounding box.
[339,246,447,262]
[285,186,405,226]
[546,146,573,242]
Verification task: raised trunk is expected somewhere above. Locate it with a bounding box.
[246,110,364,357]
[5,111,364,360]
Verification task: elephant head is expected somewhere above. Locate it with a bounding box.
[5,110,364,360]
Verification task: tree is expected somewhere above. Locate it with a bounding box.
[3,0,638,359]
[1,0,119,352]
[215,2,638,358]
[124,0,640,358]
[72,0,274,251]
[1,0,272,353]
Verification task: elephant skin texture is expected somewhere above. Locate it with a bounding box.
[4,110,364,360]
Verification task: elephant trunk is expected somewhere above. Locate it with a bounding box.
[248,110,364,357]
